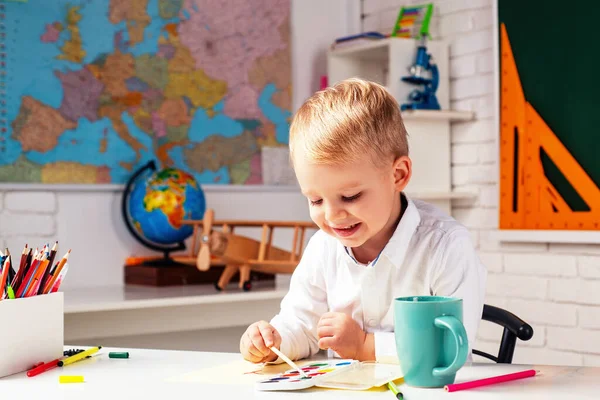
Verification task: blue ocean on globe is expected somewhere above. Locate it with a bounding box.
[128,168,205,245]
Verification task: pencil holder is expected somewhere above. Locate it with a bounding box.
[0,292,64,378]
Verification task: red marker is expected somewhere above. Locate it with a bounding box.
[27,358,60,377]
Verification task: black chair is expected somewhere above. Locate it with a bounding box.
[473,304,534,363]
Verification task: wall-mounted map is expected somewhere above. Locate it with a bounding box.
[0,0,291,184]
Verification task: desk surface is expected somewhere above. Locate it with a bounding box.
[2,347,599,399]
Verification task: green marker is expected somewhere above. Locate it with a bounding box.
[7,286,15,299]
[387,381,403,399]
[109,352,129,359]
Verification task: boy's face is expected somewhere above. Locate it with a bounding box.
[294,149,410,251]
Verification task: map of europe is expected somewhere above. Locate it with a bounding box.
[0,0,291,184]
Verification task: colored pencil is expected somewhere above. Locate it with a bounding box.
[2,247,15,285]
[50,264,69,293]
[11,245,29,291]
[43,249,70,294]
[2,242,72,298]
[38,241,57,295]
[0,257,10,299]
[25,259,49,297]
[444,369,537,392]
[16,252,43,298]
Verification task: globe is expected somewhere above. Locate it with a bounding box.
[123,162,206,249]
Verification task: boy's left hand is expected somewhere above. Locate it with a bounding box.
[317,312,367,359]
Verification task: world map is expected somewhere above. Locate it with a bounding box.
[0,0,291,184]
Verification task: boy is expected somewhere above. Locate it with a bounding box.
[240,78,487,364]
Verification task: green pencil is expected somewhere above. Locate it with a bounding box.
[387,380,403,399]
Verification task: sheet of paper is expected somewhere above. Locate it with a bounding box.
[166,358,315,385]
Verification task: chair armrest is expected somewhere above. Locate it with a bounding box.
[482,304,534,341]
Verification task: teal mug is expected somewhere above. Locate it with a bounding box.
[394,296,468,387]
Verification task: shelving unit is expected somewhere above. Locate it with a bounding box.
[328,38,475,214]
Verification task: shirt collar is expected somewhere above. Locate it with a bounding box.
[379,193,421,268]
[343,192,421,267]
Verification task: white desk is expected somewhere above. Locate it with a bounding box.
[2,347,599,399]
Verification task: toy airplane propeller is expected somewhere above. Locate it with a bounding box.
[196,209,213,272]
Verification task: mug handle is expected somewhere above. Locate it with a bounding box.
[431,315,468,378]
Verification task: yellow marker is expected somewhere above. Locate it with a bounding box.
[59,375,84,384]
[58,346,102,366]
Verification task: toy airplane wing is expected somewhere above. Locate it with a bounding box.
[181,210,317,272]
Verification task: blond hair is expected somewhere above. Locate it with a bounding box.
[289,78,409,167]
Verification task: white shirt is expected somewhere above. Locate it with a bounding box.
[270,194,487,364]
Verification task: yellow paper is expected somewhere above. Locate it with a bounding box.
[167,358,315,385]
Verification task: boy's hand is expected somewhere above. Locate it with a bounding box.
[240,320,282,363]
[317,312,369,360]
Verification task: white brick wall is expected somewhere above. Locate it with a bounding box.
[578,257,600,278]
[363,0,600,366]
[4,192,56,213]
[0,212,56,236]
[0,191,57,252]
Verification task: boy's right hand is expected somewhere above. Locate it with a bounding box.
[240,320,282,363]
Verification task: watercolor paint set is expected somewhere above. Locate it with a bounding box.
[255,359,403,391]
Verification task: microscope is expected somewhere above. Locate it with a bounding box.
[400,37,441,111]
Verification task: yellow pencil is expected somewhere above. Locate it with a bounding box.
[58,346,102,366]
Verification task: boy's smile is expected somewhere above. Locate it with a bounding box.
[293,149,411,264]
[330,223,361,237]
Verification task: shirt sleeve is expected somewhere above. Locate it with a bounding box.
[269,231,330,362]
[430,231,488,352]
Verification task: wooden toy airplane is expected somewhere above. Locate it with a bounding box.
[179,209,317,291]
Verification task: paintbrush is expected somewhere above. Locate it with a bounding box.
[269,347,308,378]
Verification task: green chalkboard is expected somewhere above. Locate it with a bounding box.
[498,0,600,211]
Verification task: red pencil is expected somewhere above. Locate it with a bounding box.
[444,369,537,392]
[12,246,31,292]
[15,253,42,298]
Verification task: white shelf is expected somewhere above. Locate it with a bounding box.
[493,230,600,244]
[63,284,288,314]
[401,109,474,122]
[329,38,392,59]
